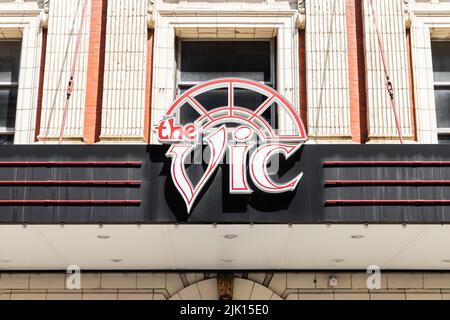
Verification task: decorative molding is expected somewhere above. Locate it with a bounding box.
[403,0,412,29]
[157,9,295,17]
[39,0,49,29]
[297,0,306,29]
[147,0,155,29]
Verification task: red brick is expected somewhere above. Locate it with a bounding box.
[83,0,107,144]
[144,30,154,143]
[346,0,368,143]
[35,28,47,141]
[299,29,308,132]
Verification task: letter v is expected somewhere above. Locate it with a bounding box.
[166,126,228,213]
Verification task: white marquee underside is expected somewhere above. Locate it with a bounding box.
[1,224,449,270]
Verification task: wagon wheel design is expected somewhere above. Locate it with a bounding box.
[164,78,307,142]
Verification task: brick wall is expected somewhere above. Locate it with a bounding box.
[83,0,107,144]
[346,0,368,143]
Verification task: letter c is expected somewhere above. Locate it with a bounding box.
[249,144,303,193]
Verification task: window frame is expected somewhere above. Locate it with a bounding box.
[0,39,22,139]
[176,38,276,95]
[431,39,450,143]
[175,38,277,128]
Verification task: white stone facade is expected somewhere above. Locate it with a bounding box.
[306,0,351,140]
[0,0,449,144]
[39,0,91,142]
[101,0,147,142]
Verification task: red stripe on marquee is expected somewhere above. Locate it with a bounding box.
[0,200,141,205]
[0,180,142,185]
[326,200,450,205]
[324,161,450,166]
[0,161,142,166]
[325,180,450,186]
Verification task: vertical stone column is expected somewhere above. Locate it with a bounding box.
[410,16,438,144]
[14,14,43,144]
[38,0,91,142]
[306,0,351,141]
[362,0,413,142]
[100,0,148,142]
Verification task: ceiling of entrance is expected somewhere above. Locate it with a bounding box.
[0,224,449,270]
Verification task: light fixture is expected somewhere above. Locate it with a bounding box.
[328,276,338,287]
[223,234,238,240]
[331,258,344,263]
[441,259,450,263]
[97,235,110,240]
[111,258,123,263]
[351,234,364,239]
[221,258,233,263]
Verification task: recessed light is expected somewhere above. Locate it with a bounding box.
[0,259,12,263]
[221,258,233,263]
[110,258,123,263]
[223,234,238,240]
[97,235,111,240]
[331,258,344,263]
[351,235,364,239]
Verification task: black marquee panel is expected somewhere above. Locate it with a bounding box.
[0,145,449,224]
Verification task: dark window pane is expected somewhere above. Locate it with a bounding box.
[261,102,279,129]
[180,41,271,83]
[0,88,18,130]
[179,102,201,125]
[0,41,22,83]
[234,88,268,111]
[0,134,13,145]
[439,134,450,144]
[432,41,450,82]
[435,87,450,128]
[195,88,228,111]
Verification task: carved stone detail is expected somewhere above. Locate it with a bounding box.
[297,0,306,29]
[147,0,155,29]
[403,0,412,28]
[39,0,50,29]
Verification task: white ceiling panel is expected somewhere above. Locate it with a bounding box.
[0,225,67,270]
[385,225,450,270]
[35,225,174,270]
[167,225,292,269]
[281,225,430,270]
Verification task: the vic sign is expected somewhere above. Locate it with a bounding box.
[155,78,307,213]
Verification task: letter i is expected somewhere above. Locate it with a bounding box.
[228,126,254,194]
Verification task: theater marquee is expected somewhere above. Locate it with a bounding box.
[0,80,449,224]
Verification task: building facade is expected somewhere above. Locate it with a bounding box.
[1,0,450,300]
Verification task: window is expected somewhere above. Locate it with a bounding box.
[0,41,21,145]
[176,39,276,127]
[432,41,450,144]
